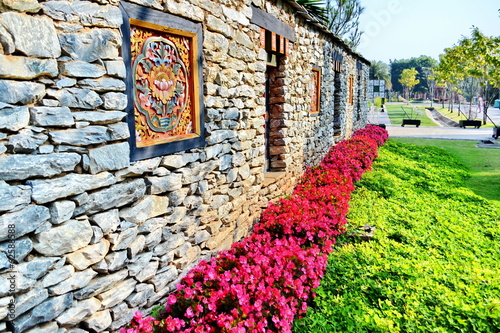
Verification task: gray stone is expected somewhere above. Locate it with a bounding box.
[39,265,75,288]
[48,88,103,109]
[56,297,101,326]
[0,24,14,54]
[66,239,110,271]
[49,200,76,224]
[0,237,32,262]
[83,309,112,332]
[104,60,126,78]
[0,80,45,104]
[43,1,122,28]
[135,260,158,283]
[119,195,169,224]
[106,122,130,140]
[97,278,136,309]
[72,110,126,124]
[90,226,104,244]
[161,155,190,169]
[207,130,236,145]
[79,77,126,92]
[23,321,61,333]
[116,157,162,179]
[0,252,9,270]
[0,184,31,212]
[0,271,36,297]
[30,106,75,127]
[49,126,109,146]
[127,252,153,276]
[102,249,128,271]
[48,268,97,295]
[195,230,211,244]
[168,187,189,206]
[60,60,106,78]
[74,179,146,216]
[56,77,77,89]
[74,269,128,300]
[139,217,168,234]
[0,153,80,181]
[7,128,48,153]
[109,304,138,331]
[0,0,41,13]
[13,288,49,320]
[12,294,73,333]
[89,209,119,235]
[150,265,177,291]
[0,12,60,58]
[126,283,155,308]
[33,219,93,256]
[28,172,116,204]
[0,55,58,79]
[147,173,183,194]
[18,257,58,280]
[102,91,127,110]
[59,29,121,62]
[107,227,138,252]
[127,234,145,257]
[0,205,50,242]
[88,142,129,174]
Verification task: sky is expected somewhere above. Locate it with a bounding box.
[356,0,499,64]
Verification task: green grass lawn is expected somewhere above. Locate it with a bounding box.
[391,138,500,206]
[385,104,438,127]
[294,139,500,333]
[434,107,495,128]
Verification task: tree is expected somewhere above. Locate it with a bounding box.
[390,56,438,96]
[399,68,419,100]
[435,28,500,124]
[325,0,364,48]
[296,0,328,24]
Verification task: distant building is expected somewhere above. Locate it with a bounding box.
[369,79,386,100]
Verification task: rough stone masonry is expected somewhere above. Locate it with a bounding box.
[0,0,369,331]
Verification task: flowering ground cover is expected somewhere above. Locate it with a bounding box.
[120,125,389,333]
[293,140,500,332]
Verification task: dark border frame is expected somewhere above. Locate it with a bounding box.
[120,2,205,161]
[310,66,321,115]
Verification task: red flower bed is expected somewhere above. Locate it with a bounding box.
[121,125,388,333]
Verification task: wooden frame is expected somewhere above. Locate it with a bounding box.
[120,2,205,161]
[310,67,321,115]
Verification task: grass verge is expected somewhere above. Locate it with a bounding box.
[385,104,438,127]
[433,107,495,128]
[293,139,500,333]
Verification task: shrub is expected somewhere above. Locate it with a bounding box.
[120,125,388,333]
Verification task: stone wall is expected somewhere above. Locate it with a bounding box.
[0,0,369,332]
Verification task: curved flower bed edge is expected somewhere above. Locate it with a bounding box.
[121,125,389,333]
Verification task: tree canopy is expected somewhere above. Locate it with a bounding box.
[390,56,438,95]
[325,0,364,48]
[399,68,420,99]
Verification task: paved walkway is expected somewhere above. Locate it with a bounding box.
[372,102,500,141]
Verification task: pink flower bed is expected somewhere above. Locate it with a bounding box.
[121,125,388,333]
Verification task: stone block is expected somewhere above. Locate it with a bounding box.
[0,205,50,242]
[0,153,80,181]
[79,77,126,92]
[127,252,153,276]
[13,288,49,320]
[74,269,128,300]
[48,269,97,295]
[135,259,158,283]
[149,265,177,291]
[60,60,106,78]
[48,88,103,109]
[66,239,110,271]
[0,55,58,79]
[49,200,76,224]
[82,309,112,332]
[56,297,101,327]
[12,294,73,333]
[59,29,121,62]
[104,60,126,78]
[49,126,109,146]
[107,226,138,251]
[87,142,129,174]
[147,173,183,194]
[125,283,155,308]
[30,106,75,127]
[17,257,58,280]
[97,278,136,309]
[42,1,122,28]
[72,110,126,124]
[0,80,45,104]
[33,219,93,256]
[0,12,60,58]
[89,209,119,235]
[28,172,116,204]
[23,321,60,333]
[0,0,41,13]
[102,249,128,272]
[74,179,146,216]
[39,265,75,289]
[0,183,31,212]
[6,128,48,153]
[0,105,29,131]
[0,237,32,262]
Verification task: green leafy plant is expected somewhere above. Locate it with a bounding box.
[294,140,500,333]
